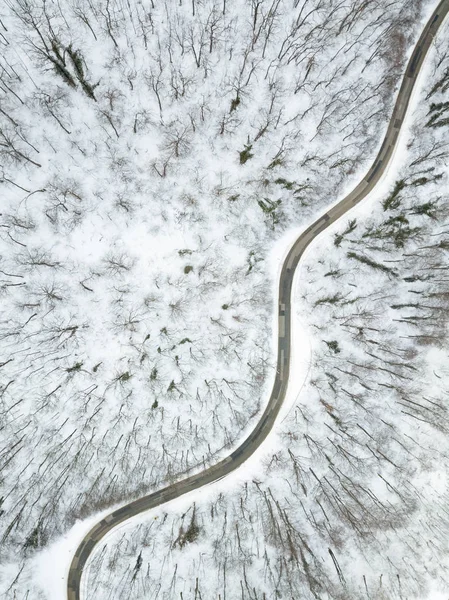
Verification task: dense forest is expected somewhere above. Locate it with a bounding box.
[1,1,447,599]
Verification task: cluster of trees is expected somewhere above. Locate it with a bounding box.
[78,11,449,600]
[0,0,432,597]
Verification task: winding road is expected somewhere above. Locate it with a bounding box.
[68,2,449,597]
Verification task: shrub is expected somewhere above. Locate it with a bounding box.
[325,340,341,354]
[230,96,240,112]
[383,180,406,211]
[239,144,253,164]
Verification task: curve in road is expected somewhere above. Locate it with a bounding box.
[68,2,449,597]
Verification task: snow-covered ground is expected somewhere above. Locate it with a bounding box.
[1,0,447,598]
[70,12,449,598]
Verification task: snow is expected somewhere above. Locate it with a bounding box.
[1,0,448,598]
[73,4,449,600]
[33,510,112,600]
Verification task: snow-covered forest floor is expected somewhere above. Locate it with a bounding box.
[1,0,448,598]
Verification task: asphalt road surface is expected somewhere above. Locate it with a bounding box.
[68,2,449,597]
